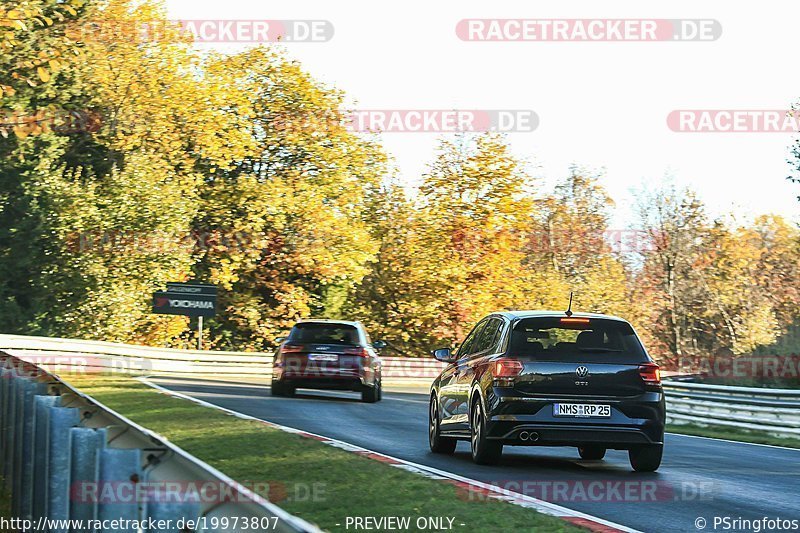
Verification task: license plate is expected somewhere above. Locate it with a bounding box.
[553,403,611,418]
[308,353,338,362]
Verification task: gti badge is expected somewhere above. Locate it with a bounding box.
[317,346,331,351]
[576,366,589,378]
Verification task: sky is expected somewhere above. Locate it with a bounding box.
[165,0,800,228]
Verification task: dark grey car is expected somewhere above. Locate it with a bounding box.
[428,311,665,471]
[272,319,385,402]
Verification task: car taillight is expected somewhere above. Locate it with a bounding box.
[494,358,524,378]
[344,347,368,358]
[560,317,590,325]
[639,363,661,386]
[280,344,305,354]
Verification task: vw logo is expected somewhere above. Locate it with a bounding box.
[576,366,589,378]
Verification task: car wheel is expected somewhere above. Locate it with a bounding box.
[578,446,606,460]
[470,398,502,465]
[429,396,456,454]
[362,379,380,403]
[271,381,285,396]
[629,444,663,472]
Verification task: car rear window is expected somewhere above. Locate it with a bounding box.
[288,323,360,345]
[509,317,649,363]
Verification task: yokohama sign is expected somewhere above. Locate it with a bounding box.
[152,283,217,317]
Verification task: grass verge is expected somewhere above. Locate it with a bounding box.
[667,423,800,449]
[66,376,583,532]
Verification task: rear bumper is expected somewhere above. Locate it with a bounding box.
[485,389,665,447]
[273,366,374,391]
[276,377,368,391]
[487,421,661,447]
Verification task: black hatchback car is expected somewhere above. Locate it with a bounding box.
[428,311,665,471]
[272,320,385,402]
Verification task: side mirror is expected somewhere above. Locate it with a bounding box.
[432,348,456,363]
[274,336,286,344]
[372,340,387,350]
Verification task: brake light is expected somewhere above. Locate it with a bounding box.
[494,358,524,377]
[280,344,305,354]
[639,363,661,386]
[560,317,590,325]
[344,347,368,358]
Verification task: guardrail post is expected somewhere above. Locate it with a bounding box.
[2,367,19,490]
[32,395,61,520]
[97,448,143,529]
[0,360,8,475]
[13,377,46,519]
[70,427,107,531]
[48,406,81,532]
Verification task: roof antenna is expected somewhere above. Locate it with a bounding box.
[565,291,574,317]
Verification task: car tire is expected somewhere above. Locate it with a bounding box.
[470,398,502,465]
[429,396,457,454]
[578,446,606,460]
[629,444,663,472]
[362,379,381,403]
[271,381,285,396]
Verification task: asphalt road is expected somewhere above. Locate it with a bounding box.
[149,377,800,533]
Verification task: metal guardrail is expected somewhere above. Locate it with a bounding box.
[663,381,800,438]
[0,350,320,533]
[2,333,799,439]
[0,334,446,381]
[0,334,274,376]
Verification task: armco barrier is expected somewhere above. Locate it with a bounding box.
[0,351,320,533]
[0,333,446,382]
[0,333,274,376]
[2,334,800,439]
[663,381,800,438]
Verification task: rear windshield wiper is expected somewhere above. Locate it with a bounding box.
[577,347,624,352]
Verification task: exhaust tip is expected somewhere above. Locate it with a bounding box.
[519,431,529,441]
[529,432,540,442]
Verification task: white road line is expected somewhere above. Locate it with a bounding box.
[666,431,800,452]
[138,377,640,533]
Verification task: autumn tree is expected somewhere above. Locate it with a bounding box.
[0,0,83,103]
[346,183,453,354]
[349,134,542,354]
[0,0,245,344]
[632,184,710,365]
[529,168,630,317]
[193,48,387,350]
